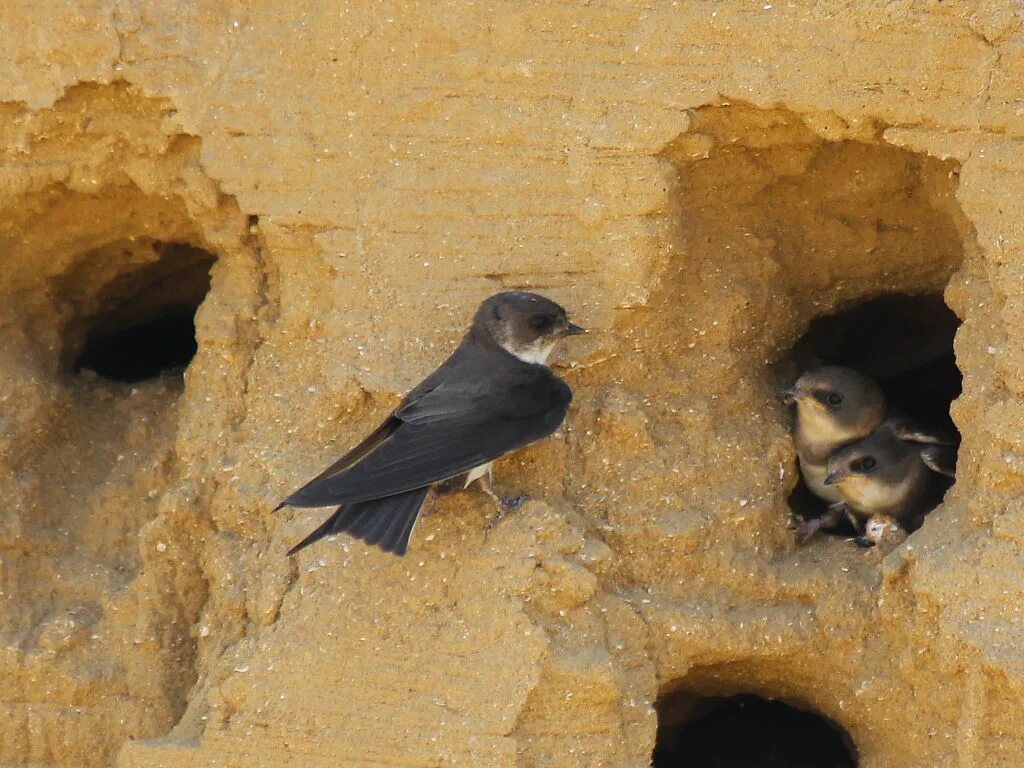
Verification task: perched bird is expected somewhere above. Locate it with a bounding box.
[278,291,585,557]
[824,426,956,545]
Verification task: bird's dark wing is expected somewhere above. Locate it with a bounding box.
[920,445,957,478]
[884,411,958,446]
[273,417,401,512]
[287,486,430,557]
[299,418,401,488]
[281,362,571,508]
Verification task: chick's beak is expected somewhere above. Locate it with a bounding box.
[782,386,802,404]
[823,471,844,486]
[562,322,587,337]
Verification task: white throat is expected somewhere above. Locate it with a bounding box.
[504,339,556,365]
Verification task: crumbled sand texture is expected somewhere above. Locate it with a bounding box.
[1,3,1023,767]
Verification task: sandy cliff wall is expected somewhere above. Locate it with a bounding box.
[1,2,1023,767]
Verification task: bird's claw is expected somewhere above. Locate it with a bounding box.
[485,493,529,530]
[504,493,529,512]
[790,515,821,545]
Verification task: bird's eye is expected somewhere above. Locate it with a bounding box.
[529,315,551,331]
[854,456,877,473]
[827,392,843,406]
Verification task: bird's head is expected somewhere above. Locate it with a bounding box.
[475,291,586,365]
[824,428,915,505]
[785,366,885,441]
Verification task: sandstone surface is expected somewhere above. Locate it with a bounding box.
[1,2,1023,767]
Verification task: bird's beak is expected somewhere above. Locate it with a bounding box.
[823,471,844,486]
[782,386,802,404]
[562,322,587,337]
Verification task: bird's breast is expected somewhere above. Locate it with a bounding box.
[800,459,845,503]
[840,474,915,518]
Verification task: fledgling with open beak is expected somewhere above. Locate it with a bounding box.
[823,426,955,546]
[276,291,586,557]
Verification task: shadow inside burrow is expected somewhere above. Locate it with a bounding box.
[654,691,858,768]
[70,241,216,383]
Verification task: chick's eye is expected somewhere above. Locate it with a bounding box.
[827,392,843,406]
[529,315,551,330]
[855,456,877,472]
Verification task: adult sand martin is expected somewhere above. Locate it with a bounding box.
[824,426,955,546]
[278,291,585,557]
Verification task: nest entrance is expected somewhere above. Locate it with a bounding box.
[787,292,961,531]
[654,692,857,768]
[69,241,215,383]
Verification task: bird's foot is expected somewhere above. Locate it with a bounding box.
[485,493,530,530]
[476,469,529,530]
[790,515,824,546]
[791,501,848,545]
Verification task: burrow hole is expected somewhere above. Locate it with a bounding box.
[787,292,961,534]
[661,104,967,538]
[654,689,857,768]
[69,240,215,383]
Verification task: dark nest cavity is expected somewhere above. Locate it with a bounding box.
[71,242,215,383]
[654,691,858,768]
